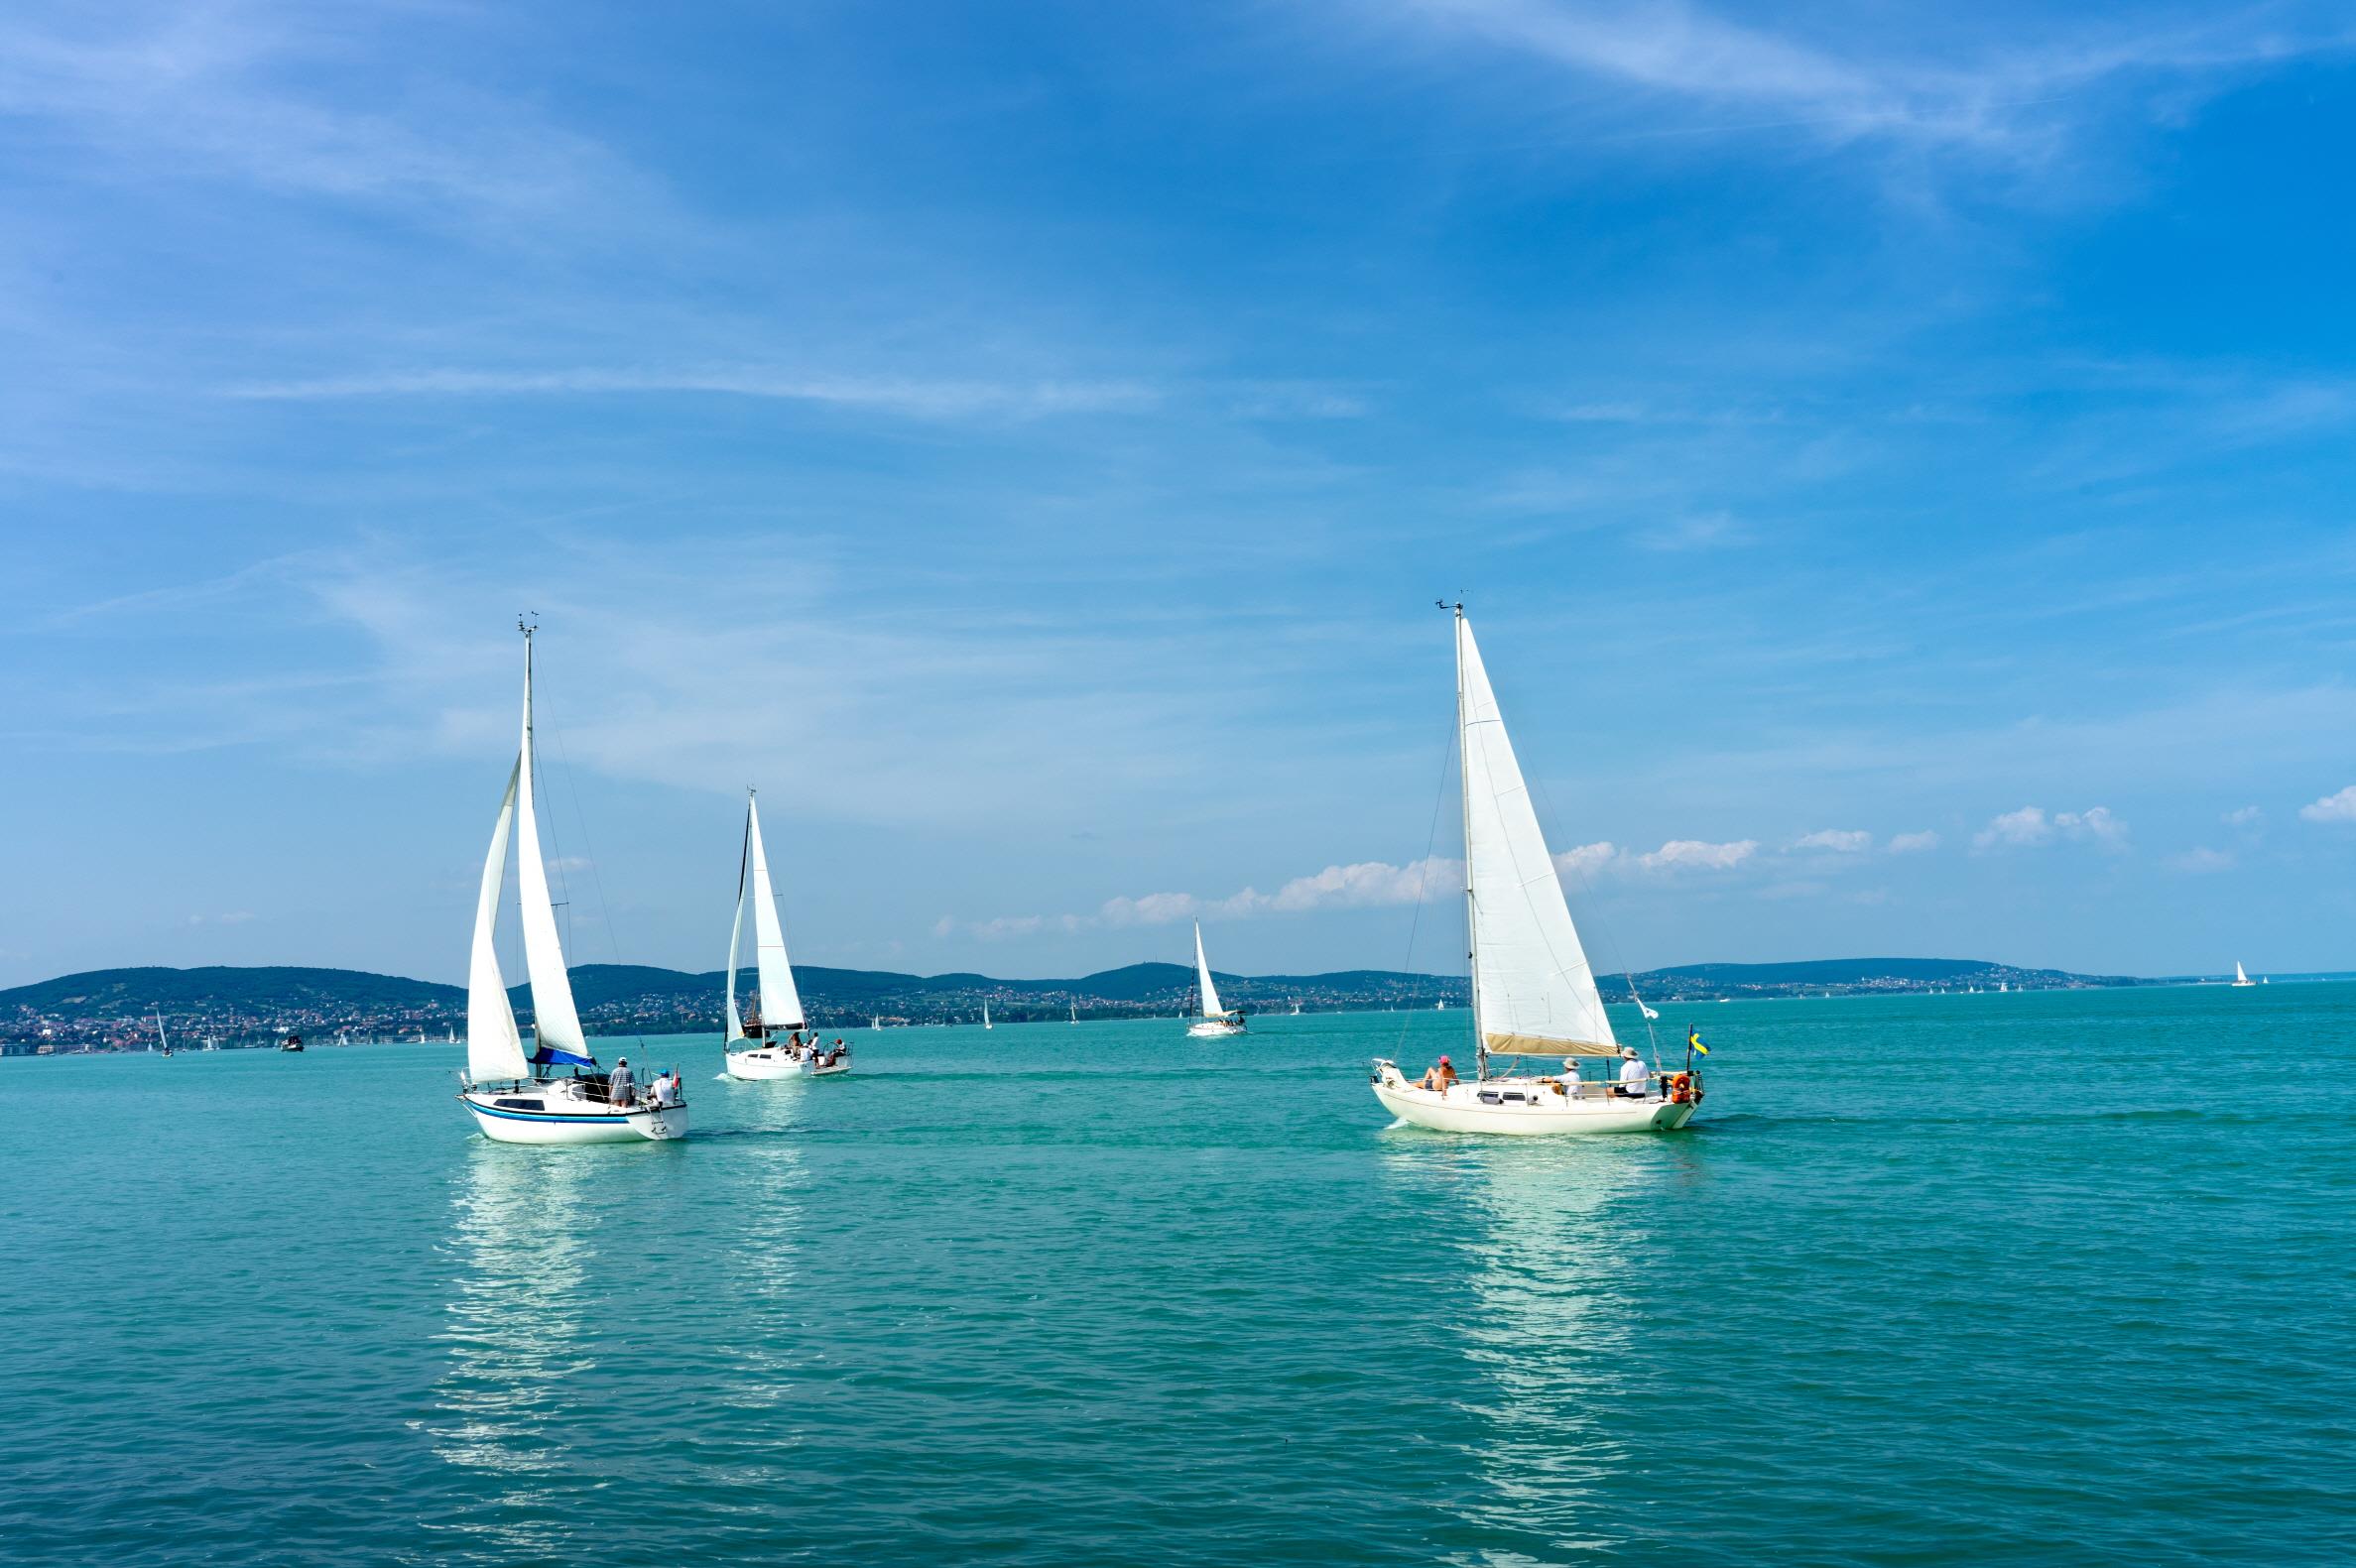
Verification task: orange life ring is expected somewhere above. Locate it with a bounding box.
[1670,1071,1693,1105]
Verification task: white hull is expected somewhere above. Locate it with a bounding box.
[1187,1019,1246,1038]
[803,1055,851,1077]
[1371,1063,1696,1136]
[725,1046,804,1080]
[460,1082,688,1145]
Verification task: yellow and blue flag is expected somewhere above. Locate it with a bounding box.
[1686,1027,1710,1056]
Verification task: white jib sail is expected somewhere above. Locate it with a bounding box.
[1457,614,1617,1057]
[747,794,805,1028]
[466,758,531,1082]
[1194,921,1227,1019]
[2235,961,2251,984]
[724,805,750,1042]
[515,639,586,1056]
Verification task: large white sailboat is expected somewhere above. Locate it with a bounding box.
[723,789,847,1079]
[1186,920,1246,1037]
[457,625,688,1144]
[1372,605,1701,1135]
[2231,962,2257,988]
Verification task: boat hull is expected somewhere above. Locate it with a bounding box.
[460,1087,688,1145]
[1187,1021,1246,1038]
[1371,1064,1695,1136]
[725,1047,803,1080]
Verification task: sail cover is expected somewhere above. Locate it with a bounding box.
[1458,615,1618,1057]
[465,759,531,1082]
[515,639,589,1061]
[747,795,806,1027]
[1194,922,1227,1019]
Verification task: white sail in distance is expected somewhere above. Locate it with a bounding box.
[465,758,531,1082]
[514,635,586,1055]
[747,793,805,1027]
[1194,921,1227,1019]
[1456,612,1618,1057]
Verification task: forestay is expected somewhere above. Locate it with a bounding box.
[514,640,587,1058]
[1457,614,1618,1058]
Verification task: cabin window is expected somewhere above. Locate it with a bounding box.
[1500,1091,1528,1103]
[1476,1090,1503,1104]
[494,1098,546,1111]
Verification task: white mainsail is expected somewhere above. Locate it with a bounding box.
[2233,961,2253,986]
[1456,612,1618,1058]
[1194,921,1228,1020]
[514,635,586,1056]
[465,758,531,1082]
[746,794,805,1027]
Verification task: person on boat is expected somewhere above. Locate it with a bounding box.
[1560,1058,1584,1097]
[1616,1046,1651,1098]
[1420,1054,1458,1093]
[608,1056,637,1108]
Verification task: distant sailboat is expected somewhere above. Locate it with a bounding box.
[154,1012,171,1056]
[1069,1002,1078,1025]
[456,623,687,1142]
[872,1015,883,1031]
[1186,920,1246,1037]
[723,788,845,1080]
[982,999,992,1030]
[1372,605,1701,1134]
[1291,998,1302,1016]
[2232,962,2256,988]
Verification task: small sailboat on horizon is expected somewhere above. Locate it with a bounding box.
[457,622,687,1143]
[1186,920,1246,1037]
[1371,605,1701,1135]
[982,999,993,1030]
[2232,961,2257,988]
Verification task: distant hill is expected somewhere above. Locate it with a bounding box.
[1,955,2149,1048]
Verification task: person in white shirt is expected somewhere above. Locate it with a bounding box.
[1616,1046,1651,1098]
[1560,1058,1584,1098]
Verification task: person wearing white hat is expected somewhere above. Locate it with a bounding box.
[1616,1045,1651,1098]
[607,1055,637,1108]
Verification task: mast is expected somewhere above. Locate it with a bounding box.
[1453,602,1485,1082]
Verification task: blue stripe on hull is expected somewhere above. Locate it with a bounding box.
[466,1102,643,1125]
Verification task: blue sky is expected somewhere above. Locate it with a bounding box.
[5,0,2356,987]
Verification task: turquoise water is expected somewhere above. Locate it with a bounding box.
[5,987,2351,1565]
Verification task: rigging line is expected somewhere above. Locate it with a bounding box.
[1395,708,1460,1062]
[545,710,653,1058]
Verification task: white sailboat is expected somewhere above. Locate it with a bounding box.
[1187,920,1246,1037]
[723,789,847,1079]
[1069,1002,1078,1025]
[155,1012,171,1056]
[2232,961,2257,988]
[982,999,992,1030]
[1372,605,1701,1135]
[457,624,687,1143]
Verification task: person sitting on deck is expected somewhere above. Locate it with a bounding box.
[1420,1054,1459,1093]
[1560,1058,1584,1098]
[1615,1046,1651,1098]
[608,1056,637,1107]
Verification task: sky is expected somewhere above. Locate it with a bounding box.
[4,0,2356,988]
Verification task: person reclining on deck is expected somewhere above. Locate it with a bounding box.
[1615,1046,1651,1098]
[1419,1054,1458,1093]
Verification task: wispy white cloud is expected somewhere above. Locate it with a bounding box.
[1382,0,2351,164]
[2299,785,2356,823]
[1636,837,1758,871]
[1886,830,1939,854]
[2223,804,2265,827]
[1973,804,2129,851]
[1791,828,1872,853]
[222,368,1162,421]
[2166,847,2236,873]
[1553,840,1619,879]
